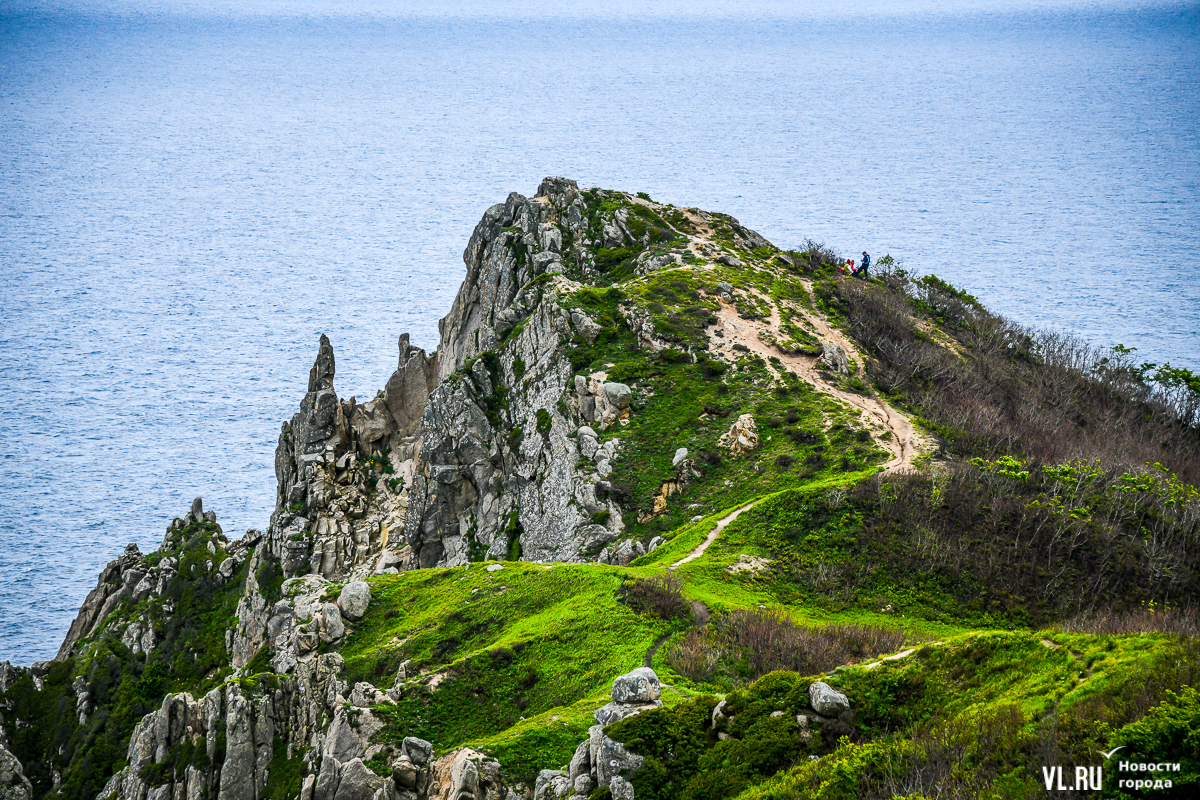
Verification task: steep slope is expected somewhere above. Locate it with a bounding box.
[1,179,1196,800]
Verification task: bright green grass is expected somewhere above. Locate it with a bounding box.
[608,629,1192,800]
[466,681,704,785]
[338,563,682,758]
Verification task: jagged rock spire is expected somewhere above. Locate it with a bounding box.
[308,333,335,393]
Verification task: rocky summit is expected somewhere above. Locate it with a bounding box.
[2,179,1198,800]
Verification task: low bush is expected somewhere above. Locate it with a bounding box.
[620,573,690,620]
[667,608,906,686]
[1053,604,1199,636]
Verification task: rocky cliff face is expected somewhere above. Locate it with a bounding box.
[261,177,645,582]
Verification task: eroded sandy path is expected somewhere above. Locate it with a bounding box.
[670,499,761,569]
[708,288,925,475]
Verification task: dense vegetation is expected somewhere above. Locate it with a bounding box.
[1,517,248,800]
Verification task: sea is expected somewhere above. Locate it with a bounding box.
[1,0,1197,663]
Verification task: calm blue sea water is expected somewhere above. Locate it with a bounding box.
[2,1,1197,663]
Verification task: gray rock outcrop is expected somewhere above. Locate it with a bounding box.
[0,744,31,800]
[403,179,630,567]
[96,652,351,800]
[820,342,849,375]
[611,667,661,704]
[808,681,850,716]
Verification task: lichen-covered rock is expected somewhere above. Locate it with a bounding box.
[402,736,434,766]
[533,769,571,800]
[593,700,661,727]
[820,342,849,374]
[0,744,32,800]
[337,581,371,621]
[318,603,346,643]
[588,725,644,789]
[401,180,632,568]
[609,775,635,800]
[719,413,759,454]
[611,667,661,704]
[808,681,850,716]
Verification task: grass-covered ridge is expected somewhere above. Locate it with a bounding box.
[605,630,1198,800]
[336,562,682,772]
[562,280,888,544]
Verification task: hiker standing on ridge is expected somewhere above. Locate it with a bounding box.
[856,251,870,280]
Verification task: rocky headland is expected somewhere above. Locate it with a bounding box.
[2,179,1197,800]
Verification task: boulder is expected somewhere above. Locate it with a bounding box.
[609,775,635,800]
[809,681,850,716]
[318,603,346,643]
[533,769,571,800]
[402,736,433,766]
[567,740,590,782]
[570,310,603,344]
[719,414,759,455]
[603,383,632,410]
[819,343,849,375]
[716,254,742,267]
[332,759,384,800]
[611,667,661,704]
[609,539,645,566]
[589,725,645,788]
[577,427,599,458]
[672,447,689,466]
[337,581,371,622]
[594,700,661,727]
[580,524,618,551]
[390,754,418,789]
[711,697,728,726]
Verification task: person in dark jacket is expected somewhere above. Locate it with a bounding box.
[856,251,870,279]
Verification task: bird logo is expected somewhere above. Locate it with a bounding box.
[1097,747,1126,760]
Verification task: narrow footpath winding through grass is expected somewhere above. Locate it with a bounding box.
[670,499,761,570]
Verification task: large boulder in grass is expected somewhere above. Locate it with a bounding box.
[337,581,371,621]
[611,667,661,704]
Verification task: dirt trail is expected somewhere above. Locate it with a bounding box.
[642,502,757,667]
[708,287,925,475]
[644,599,710,668]
[670,499,761,570]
